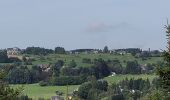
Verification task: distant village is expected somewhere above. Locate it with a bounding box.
[6,47,161,56]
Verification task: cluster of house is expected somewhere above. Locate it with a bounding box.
[6,47,160,55]
[68,48,133,55]
[68,49,101,54]
[68,48,161,57]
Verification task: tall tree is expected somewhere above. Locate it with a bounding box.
[0,50,8,63]
[103,46,109,53]
[55,47,66,54]
[125,60,141,74]
[158,21,170,94]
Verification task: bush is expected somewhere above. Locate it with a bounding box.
[68,60,77,68]
[124,61,141,74]
[51,76,86,86]
[39,81,48,86]
[18,95,32,100]
[110,94,125,100]
[8,57,22,63]
[78,82,92,99]
[38,97,45,100]
[82,58,91,64]
[55,91,64,96]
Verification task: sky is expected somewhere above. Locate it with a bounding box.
[0,0,170,50]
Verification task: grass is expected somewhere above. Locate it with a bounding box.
[11,84,79,100]
[11,74,157,99]
[27,53,163,67]
[104,74,157,85]
[8,53,160,99]
[0,53,162,68]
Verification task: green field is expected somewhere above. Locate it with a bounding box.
[1,53,162,68]
[8,53,161,99]
[11,74,157,100]
[104,74,157,85]
[11,84,79,100]
[26,53,162,67]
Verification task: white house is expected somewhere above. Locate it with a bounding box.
[7,47,21,55]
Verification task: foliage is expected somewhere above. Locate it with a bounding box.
[6,66,42,84]
[68,60,77,68]
[78,82,92,99]
[51,60,64,77]
[82,58,91,64]
[157,22,170,94]
[106,78,151,100]
[0,50,8,63]
[50,76,86,86]
[8,57,22,63]
[24,47,54,55]
[11,84,79,100]
[39,81,48,86]
[108,59,123,74]
[0,71,23,100]
[96,80,108,91]
[146,90,164,100]
[87,88,100,100]
[139,51,151,58]
[55,91,64,96]
[77,77,151,100]
[110,94,124,100]
[78,76,108,99]
[54,47,66,54]
[103,46,109,53]
[7,66,33,84]
[92,58,111,78]
[60,67,80,76]
[18,95,32,100]
[124,60,141,74]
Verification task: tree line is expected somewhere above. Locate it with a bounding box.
[75,76,155,100]
[0,57,156,86]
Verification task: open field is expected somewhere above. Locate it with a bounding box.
[7,53,160,99]
[11,84,79,100]
[0,53,162,68]
[11,74,157,99]
[104,74,157,85]
[26,53,163,67]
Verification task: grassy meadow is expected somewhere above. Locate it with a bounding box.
[104,74,157,85]
[8,53,161,99]
[11,84,79,100]
[11,74,157,100]
[26,53,163,67]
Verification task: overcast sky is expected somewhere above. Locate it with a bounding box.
[0,0,170,50]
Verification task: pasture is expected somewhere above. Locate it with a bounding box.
[104,74,157,85]
[11,84,79,100]
[28,53,162,67]
[11,74,157,99]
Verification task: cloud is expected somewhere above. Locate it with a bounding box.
[86,21,129,33]
[86,21,111,32]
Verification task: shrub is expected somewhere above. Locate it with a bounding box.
[51,76,86,86]
[39,81,48,86]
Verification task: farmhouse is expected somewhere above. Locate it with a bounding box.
[7,47,21,55]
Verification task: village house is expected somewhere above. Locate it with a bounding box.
[7,47,21,55]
